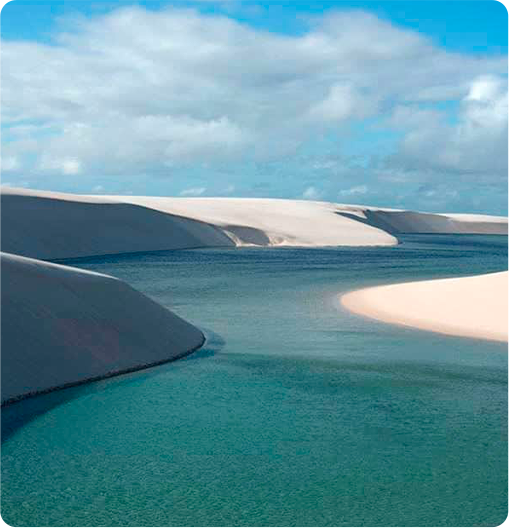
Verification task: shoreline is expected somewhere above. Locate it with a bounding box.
[341,271,508,343]
[1,332,206,408]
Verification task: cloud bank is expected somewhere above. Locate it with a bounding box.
[1,6,507,211]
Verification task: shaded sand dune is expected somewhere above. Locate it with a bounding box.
[1,252,205,404]
[1,188,233,260]
[341,271,508,342]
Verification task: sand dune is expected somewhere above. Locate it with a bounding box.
[107,196,507,242]
[1,252,205,404]
[1,188,397,259]
[336,207,508,235]
[3,188,506,260]
[1,188,233,260]
[341,271,508,342]
[107,195,399,248]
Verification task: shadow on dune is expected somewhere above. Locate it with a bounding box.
[1,328,225,443]
[337,209,508,236]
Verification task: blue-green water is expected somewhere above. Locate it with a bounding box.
[2,235,507,526]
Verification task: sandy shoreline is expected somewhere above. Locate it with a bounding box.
[341,271,508,342]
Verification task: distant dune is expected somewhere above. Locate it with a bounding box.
[1,188,397,259]
[341,271,508,342]
[1,252,205,404]
[337,207,508,235]
[2,188,507,260]
[1,188,234,260]
[107,195,398,248]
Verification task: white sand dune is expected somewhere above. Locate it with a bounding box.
[1,252,205,404]
[106,196,398,248]
[1,188,397,259]
[106,196,508,242]
[3,187,506,260]
[341,271,508,342]
[336,206,508,235]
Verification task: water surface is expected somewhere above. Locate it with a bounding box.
[2,235,507,526]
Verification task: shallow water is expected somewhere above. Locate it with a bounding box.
[2,235,507,526]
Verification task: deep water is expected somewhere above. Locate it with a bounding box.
[2,235,507,526]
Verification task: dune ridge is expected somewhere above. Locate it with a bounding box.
[3,187,507,260]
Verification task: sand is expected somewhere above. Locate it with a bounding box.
[336,207,508,235]
[1,189,398,259]
[106,196,399,248]
[341,271,508,342]
[3,187,507,260]
[1,188,234,260]
[1,252,205,404]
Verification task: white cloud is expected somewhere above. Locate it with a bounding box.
[0,5,506,200]
[92,185,104,192]
[179,186,206,196]
[386,75,508,179]
[308,84,376,123]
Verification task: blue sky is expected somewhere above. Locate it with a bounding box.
[1,0,507,213]
[2,0,508,53]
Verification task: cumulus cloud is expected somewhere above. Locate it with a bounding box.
[385,75,507,180]
[1,5,506,211]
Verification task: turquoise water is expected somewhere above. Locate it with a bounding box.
[2,235,507,526]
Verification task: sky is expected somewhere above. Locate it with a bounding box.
[1,0,507,214]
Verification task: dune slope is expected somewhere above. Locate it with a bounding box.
[337,207,508,235]
[1,252,205,404]
[1,188,234,260]
[341,271,508,342]
[110,196,398,248]
[1,189,398,258]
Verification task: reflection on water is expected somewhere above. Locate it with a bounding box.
[2,235,507,526]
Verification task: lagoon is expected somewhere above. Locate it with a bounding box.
[2,235,507,526]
